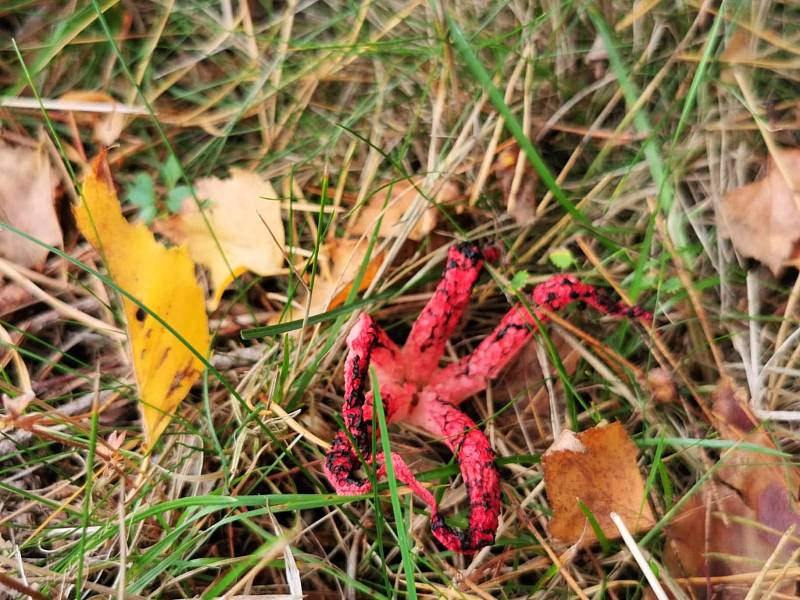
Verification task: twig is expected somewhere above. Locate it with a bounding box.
[610,511,669,600]
[0,96,148,114]
[0,257,124,341]
[0,571,48,600]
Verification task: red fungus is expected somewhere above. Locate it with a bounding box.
[324,242,651,554]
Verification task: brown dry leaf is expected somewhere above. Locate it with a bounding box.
[278,238,384,322]
[59,90,126,145]
[155,168,285,310]
[543,421,655,544]
[719,148,800,275]
[665,381,800,599]
[74,155,210,445]
[719,28,756,85]
[309,237,384,314]
[350,178,459,241]
[0,142,62,267]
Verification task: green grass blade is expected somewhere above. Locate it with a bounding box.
[371,367,418,599]
[587,8,683,298]
[446,14,617,249]
[75,396,100,595]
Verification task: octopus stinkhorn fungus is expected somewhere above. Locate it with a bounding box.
[324,242,651,553]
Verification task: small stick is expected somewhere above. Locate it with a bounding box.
[610,511,669,600]
[0,96,148,114]
[0,257,124,341]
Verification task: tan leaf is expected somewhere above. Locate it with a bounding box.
[59,90,126,146]
[155,168,286,310]
[0,143,62,267]
[665,381,800,598]
[350,178,459,241]
[719,148,800,275]
[543,421,655,543]
[719,28,756,84]
[74,155,210,445]
[666,487,788,599]
[309,237,384,314]
[278,238,384,322]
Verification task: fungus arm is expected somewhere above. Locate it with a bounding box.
[401,243,489,383]
[323,314,380,496]
[407,391,501,553]
[430,275,652,404]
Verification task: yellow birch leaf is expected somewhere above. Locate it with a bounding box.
[0,142,62,267]
[155,168,286,310]
[74,156,210,445]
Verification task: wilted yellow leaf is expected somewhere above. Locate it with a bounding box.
[350,178,459,241]
[278,238,384,322]
[155,168,285,309]
[74,156,210,445]
[543,421,654,544]
[0,142,62,267]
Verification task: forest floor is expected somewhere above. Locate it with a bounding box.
[2,1,800,599]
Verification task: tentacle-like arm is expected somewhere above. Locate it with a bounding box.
[325,314,416,496]
[407,391,501,553]
[401,243,489,384]
[429,275,652,404]
[323,314,381,496]
[428,303,540,404]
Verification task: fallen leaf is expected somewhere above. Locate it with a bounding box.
[310,237,384,313]
[665,381,800,598]
[0,142,62,267]
[666,488,786,599]
[719,148,800,275]
[155,168,286,309]
[277,238,384,322]
[350,178,459,241]
[74,155,210,445]
[719,28,756,85]
[543,421,655,543]
[59,90,126,146]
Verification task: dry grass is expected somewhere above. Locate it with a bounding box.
[1,0,800,598]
